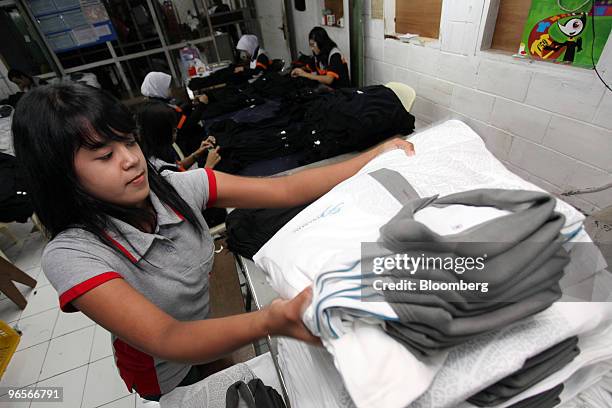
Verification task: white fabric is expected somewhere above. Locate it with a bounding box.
[277,337,356,408]
[236,35,259,59]
[141,72,171,99]
[560,370,612,408]
[0,107,14,156]
[456,317,612,408]
[254,120,605,408]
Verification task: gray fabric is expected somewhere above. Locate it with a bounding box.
[161,363,256,408]
[467,337,578,406]
[42,169,215,395]
[372,189,567,356]
[368,168,420,205]
[506,384,563,408]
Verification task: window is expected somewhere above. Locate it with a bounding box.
[322,0,344,27]
[490,0,532,52]
[395,0,443,39]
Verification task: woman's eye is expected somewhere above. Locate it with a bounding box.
[98,152,112,161]
[126,140,137,147]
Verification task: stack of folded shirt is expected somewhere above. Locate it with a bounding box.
[374,188,569,356]
[468,337,579,406]
[254,120,609,408]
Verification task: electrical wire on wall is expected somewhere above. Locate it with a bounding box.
[588,1,612,91]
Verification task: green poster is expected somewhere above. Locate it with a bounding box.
[518,0,612,68]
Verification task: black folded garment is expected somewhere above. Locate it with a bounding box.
[506,384,563,408]
[226,204,310,259]
[468,338,578,406]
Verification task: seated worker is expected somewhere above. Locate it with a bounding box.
[8,69,47,92]
[140,71,207,156]
[12,83,415,401]
[135,100,220,171]
[234,34,270,74]
[291,27,350,88]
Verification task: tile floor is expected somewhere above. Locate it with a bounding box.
[0,221,159,408]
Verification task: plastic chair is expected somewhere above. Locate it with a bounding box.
[172,143,186,160]
[385,82,417,112]
[0,320,20,380]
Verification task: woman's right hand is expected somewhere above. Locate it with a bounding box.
[291,68,306,78]
[201,136,216,150]
[205,146,221,168]
[264,287,321,345]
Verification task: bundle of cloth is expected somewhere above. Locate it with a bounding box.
[210,85,415,174]
[253,120,611,408]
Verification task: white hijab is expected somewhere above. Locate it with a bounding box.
[141,72,171,99]
[236,35,259,59]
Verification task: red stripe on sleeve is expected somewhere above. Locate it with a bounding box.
[59,272,123,312]
[205,168,217,208]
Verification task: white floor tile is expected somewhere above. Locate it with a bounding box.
[98,394,136,408]
[31,365,88,408]
[16,308,59,351]
[21,285,58,319]
[53,311,94,338]
[81,356,131,408]
[0,298,23,323]
[13,234,45,272]
[90,326,113,362]
[34,270,49,288]
[39,326,94,381]
[0,341,48,390]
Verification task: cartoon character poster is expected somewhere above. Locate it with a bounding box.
[518,0,612,68]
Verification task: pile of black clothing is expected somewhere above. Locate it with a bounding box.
[0,152,33,223]
[210,85,415,174]
[188,65,253,90]
[226,204,310,259]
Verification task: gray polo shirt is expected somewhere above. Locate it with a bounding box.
[41,168,217,396]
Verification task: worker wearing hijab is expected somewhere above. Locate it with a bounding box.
[235,34,270,72]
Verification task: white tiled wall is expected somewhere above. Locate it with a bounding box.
[363,0,612,213]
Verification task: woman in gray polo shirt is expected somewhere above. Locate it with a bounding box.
[11,83,415,400]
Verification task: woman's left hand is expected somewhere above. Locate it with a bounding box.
[291,68,306,78]
[375,137,415,157]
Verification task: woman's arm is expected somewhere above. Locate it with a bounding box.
[73,279,317,364]
[213,137,414,209]
[291,68,334,85]
[178,138,216,170]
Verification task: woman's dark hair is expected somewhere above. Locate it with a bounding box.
[135,101,178,164]
[309,26,337,62]
[12,83,203,255]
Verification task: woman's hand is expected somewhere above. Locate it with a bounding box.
[291,68,307,78]
[196,94,209,104]
[205,146,221,168]
[201,136,216,150]
[234,66,245,74]
[375,137,415,157]
[264,287,321,345]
